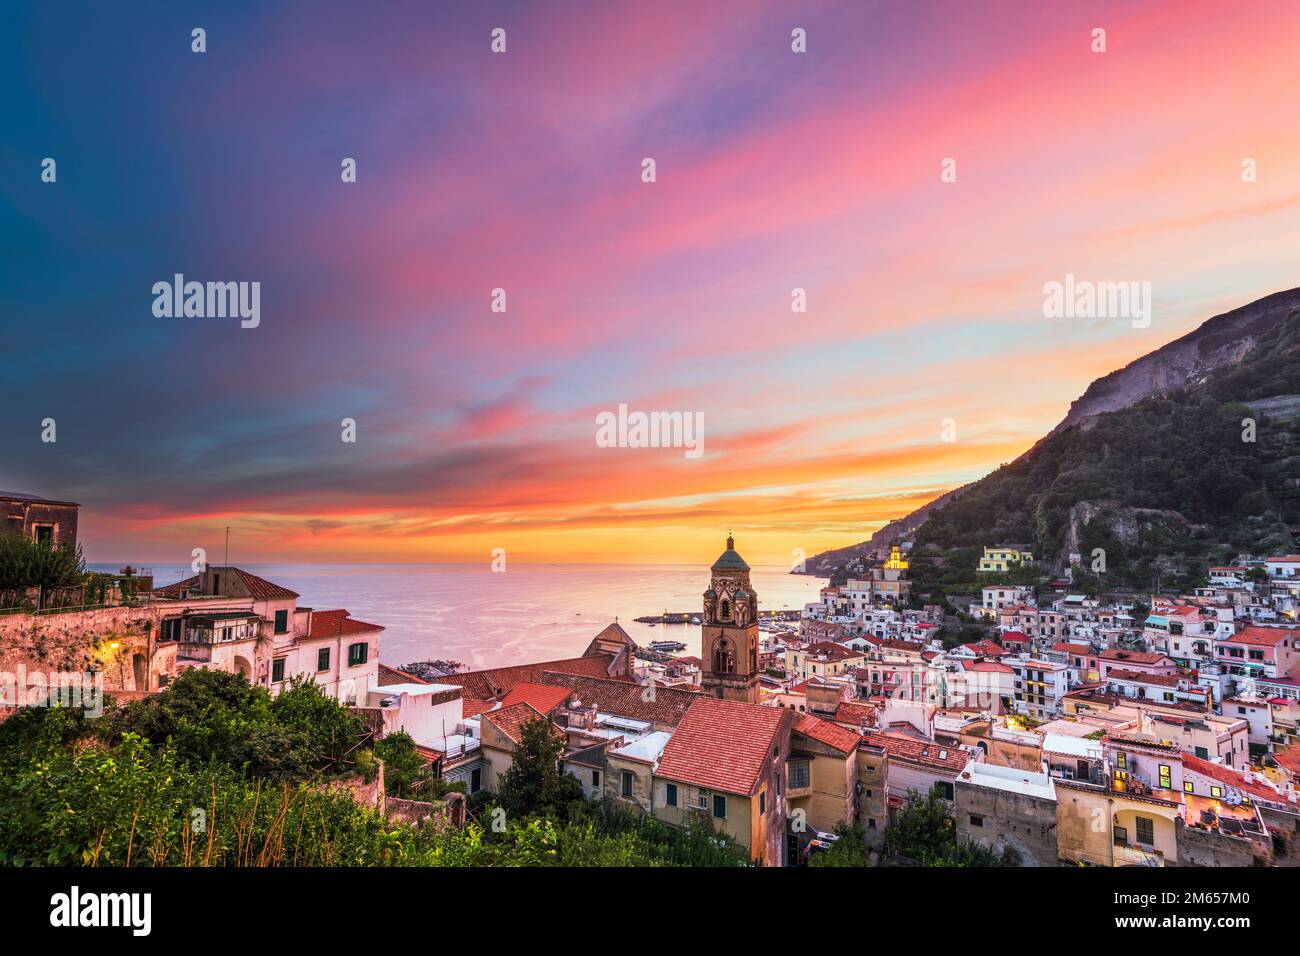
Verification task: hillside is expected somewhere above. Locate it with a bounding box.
[804,288,1300,589]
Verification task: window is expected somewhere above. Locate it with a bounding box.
[1116,751,1127,770]
[1158,764,1171,790]
[788,760,810,790]
[470,768,481,793]
[760,791,766,815]
[1184,781,1194,793]
[317,648,330,671]
[665,783,678,807]
[211,574,220,594]
[1135,816,1154,847]
[348,642,368,666]
[271,658,286,682]
[712,794,727,819]
[1194,746,1208,759]
[621,771,634,798]
[591,770,600,787]
[1210,785,1223,799]
[969,815,984,828]
[33,525,54,546]
[934,781,954,800]
[274,610,288,634]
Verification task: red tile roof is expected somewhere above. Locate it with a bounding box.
[862,731,972,773]
[1222,626,1297,648]
[155,567,299,601]
[481,702,563,746]
[1053,641,1093,656]
[303,609,384,641]
[1099,648,1170,665]
[378,663,430,685]
[832,700,877,729]
[794,713,861,754]
[655,698,789,796]
[442,654,618,699]
[525,672,698,728]
[1001,631,1030,643]
[1274,745,1300,777]
[1181,752,1292,806]
[1107,669,1189,688]
[461,698,497,719]
[500,682,574,715]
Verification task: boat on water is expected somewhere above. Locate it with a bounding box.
[690,616,701,624]
[649,639,687,652]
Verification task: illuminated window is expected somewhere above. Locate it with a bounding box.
[1210,785,1223,799]
[1158,764,1171,789]
[1184,781,1194,793]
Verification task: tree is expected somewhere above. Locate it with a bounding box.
[0,532,85,607]
[495,717,583,820]
[888,787,1016,866]
[374,731,434,798]
[808,821,874,867]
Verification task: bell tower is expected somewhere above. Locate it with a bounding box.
[701,534,760,703]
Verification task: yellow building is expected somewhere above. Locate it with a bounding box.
[979,546,1034,573]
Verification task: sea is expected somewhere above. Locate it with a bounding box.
[89,562,829,671]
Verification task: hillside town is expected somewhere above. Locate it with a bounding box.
[3,490,1300,867]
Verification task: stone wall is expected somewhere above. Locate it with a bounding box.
[1175,818,1258,867]
[956,781,1060,866]
[0,605,157,690]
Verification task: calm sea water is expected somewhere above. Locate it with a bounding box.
[91,562,828,671]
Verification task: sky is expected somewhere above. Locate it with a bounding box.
[2,0,1299,568]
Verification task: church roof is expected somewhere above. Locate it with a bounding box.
[711,535,750,571]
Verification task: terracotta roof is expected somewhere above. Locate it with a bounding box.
[1099,648,1170,665]
[481,702,562,747]
[832,700,877,729]
[963,660,1014,674]
[959,640,1006,657]
[1107,669,1188,688]
[536,672,699,727]
[805,642,863,662]
[378,663,430,685]
[442,654,618,699]
[1001,631,1030,643]
[794,713,860,754]
[155,567,299,601]
[1222,626,1297,648]
[1274,745,1300,777]
[461,698,497,719]
[1054,642,1093,655]
[303,609,384,641]
[500,682,574,715]
[862,731,972,773]
[655,698,788,796]
[1182,752,1292,805]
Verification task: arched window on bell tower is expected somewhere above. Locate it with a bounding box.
[714,637,734,673]
[719,598,732,622]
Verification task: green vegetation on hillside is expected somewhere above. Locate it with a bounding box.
[914,310,1300,591]
[0,671,749,867]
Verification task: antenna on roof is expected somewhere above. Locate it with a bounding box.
[224,526,230,566]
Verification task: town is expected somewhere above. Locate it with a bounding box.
[2,489,1298,867]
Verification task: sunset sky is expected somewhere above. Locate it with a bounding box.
[4,1,1300,567]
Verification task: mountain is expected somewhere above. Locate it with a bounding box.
[804,288,1300,589]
